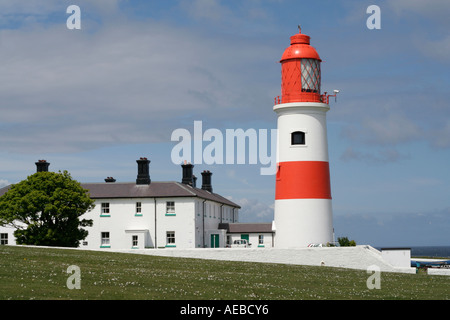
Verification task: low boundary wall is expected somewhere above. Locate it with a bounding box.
[117,245,417,274]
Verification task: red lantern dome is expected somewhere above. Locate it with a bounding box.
[279,29,322,103]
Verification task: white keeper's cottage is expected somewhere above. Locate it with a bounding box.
[0,159,275,249]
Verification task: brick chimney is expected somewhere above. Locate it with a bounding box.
[35,160,50,172]
[201,170,213,192]
[136,157,151,185]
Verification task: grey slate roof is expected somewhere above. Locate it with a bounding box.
[0,181,240,208]
[82,181,240,208]
[219,222,274,233]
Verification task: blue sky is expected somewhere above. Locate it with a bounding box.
[0,0,449,247]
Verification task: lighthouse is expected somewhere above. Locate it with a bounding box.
[273,28,335,248]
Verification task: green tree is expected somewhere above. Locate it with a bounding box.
[0,171,94,247]
[338,237,356,247]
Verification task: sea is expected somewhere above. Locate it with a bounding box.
[375,246,450,258]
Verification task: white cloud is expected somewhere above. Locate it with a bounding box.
[0,179,10,188]
[0,0,122,29]
[414,34,450,63]
[178,0,278,30]
[341,113,422,147]
[388,0,450,22]
[233,197,273,222]
[407,177,443,188]
[363,114,422,145]
[0,14,277,153]
[385,0,450,63]
[340,147,408,165]
[181,0,231,22]
[0,0,62,15]
[430,120,450,148]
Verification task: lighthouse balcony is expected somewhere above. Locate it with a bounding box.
[274,92,334,105]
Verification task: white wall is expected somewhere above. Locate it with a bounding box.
[1,196,239,250]
[428,268,450,276]
[274,103,333,249]
[156,197,196,249]
[274,103,330,163]
[274,199,333,248]
[82,197,199,250]
[381,249,411,268]
[227,233,274,248]
[82,197,238,250]
[195,200,238,248]
[82,198,154,249]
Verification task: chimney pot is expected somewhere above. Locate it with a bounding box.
[35,160,50,172]
[136,158,151,185]
[201,170,213,192]
[181,162,194,186]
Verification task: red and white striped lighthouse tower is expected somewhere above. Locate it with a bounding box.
[273,28,335,248]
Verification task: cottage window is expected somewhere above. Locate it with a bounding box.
[132,235,138,248]
[166,201,175,215]
[166,231,176,247]
[0,233,8,245]
[259,235,264,244]
[101,203,110,216]
[135,202,142,216]
[101,232,110,248]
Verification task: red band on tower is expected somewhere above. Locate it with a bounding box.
[275,161,332,200]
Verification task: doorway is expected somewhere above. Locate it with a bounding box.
[210,234,219,248]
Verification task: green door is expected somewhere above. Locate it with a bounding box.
[210,234,219,248]
[241,234,249,241]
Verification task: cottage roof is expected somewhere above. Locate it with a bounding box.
[219,222,274,233]
[0,181,240,208]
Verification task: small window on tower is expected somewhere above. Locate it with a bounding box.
[291,131,305,145]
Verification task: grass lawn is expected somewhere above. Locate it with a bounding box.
[0,245,449,300]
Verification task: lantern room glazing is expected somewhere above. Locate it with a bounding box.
[279,30,322,103]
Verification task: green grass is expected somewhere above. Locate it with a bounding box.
[0,245,449,300]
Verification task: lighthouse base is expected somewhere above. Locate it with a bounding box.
[274,199,333,248]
